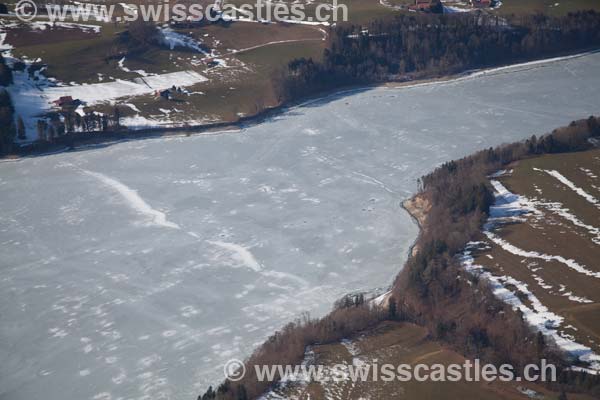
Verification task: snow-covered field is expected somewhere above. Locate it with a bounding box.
[43,71,208,105]
[1,53,600,400]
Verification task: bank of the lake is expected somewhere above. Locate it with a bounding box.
[4,49,600,160]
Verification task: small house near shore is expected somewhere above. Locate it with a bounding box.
[408,0,432,11]
[52,96,82,108]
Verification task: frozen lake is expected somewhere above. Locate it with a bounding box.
[1,52,600,400]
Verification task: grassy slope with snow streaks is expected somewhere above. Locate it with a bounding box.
[465,148,600,373]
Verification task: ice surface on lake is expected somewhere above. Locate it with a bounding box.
[2,53,600,400]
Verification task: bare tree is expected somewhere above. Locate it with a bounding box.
[17,116,26,140]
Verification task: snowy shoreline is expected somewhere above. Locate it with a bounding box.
[4,47,600,159]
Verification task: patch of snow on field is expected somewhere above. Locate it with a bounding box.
[119,114,159,129]
[488,180,539,220]
[117,57,150,77]
[489,169,513,178]
[556,284,593,304]
[280,19,330,27]
[562,292,592,304]
[537,199,600,246]
[29,21,101,33]
[79,168,180,229]
[532,274,553,290]
[535,168,600,208]
[45,70,207,106]
[160,27,208,54]
[580,168,598,179]
[123,103,141,113]
[485,229,600,279]
[490,179,600,245]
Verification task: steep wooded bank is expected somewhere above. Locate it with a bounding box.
[200,117,600,400]
[277,11,600,100]
[389,118,600,389]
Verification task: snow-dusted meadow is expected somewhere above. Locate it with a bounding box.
[1,53,600,400]
[462,177,600,373]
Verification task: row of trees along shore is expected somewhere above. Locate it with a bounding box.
[0,53,17,154]
[277,10,600,101]
[201,117,600,400]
